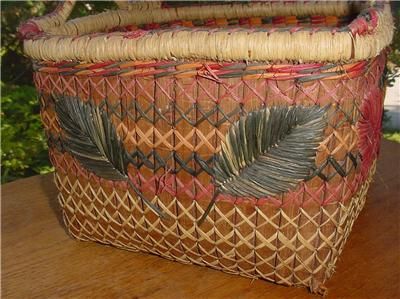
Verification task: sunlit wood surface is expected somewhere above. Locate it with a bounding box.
[2,140,399,299]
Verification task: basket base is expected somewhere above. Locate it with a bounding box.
[55,161,376,294]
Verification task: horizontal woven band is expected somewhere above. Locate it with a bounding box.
[20,1,393,63]
[32,57,375,82]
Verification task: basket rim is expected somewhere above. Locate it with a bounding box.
[19,1,394,63]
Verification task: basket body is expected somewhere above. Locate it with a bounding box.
[23,0,392,294]
[34,52,385,292]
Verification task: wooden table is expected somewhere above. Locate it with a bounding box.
[3,139,400,299]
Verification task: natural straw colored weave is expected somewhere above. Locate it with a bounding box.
[20,1,392,295]
[22,1,393,62]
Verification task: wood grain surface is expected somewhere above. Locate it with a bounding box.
[2,139,400,299]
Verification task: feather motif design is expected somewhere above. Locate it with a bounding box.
[55,95,165,218]
[55,96,128,181]
[215,105,328,197]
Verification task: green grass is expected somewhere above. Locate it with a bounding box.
[383,131,400,143]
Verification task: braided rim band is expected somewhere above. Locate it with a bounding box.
[32,54,380,83]
[20,1,393,62]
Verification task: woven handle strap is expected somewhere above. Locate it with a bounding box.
[18,0,162,39]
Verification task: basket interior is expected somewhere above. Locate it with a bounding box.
[108,14,358,33]
[108,2,362,33]
[52,1,367,36]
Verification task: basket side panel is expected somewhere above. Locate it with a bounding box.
[34,53,386,292]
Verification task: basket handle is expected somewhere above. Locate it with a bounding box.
[18,0,162,39]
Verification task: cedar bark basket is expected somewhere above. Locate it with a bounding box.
[19,1,393,295]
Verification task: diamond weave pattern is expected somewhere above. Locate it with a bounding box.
[34,52,385,292]
[52,155,375,291]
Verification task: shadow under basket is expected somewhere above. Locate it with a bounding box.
[19,0,393,295]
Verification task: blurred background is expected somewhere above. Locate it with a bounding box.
[1,1,399,184]
[1,1,117,183]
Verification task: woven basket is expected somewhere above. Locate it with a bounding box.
[20,1,393,294]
